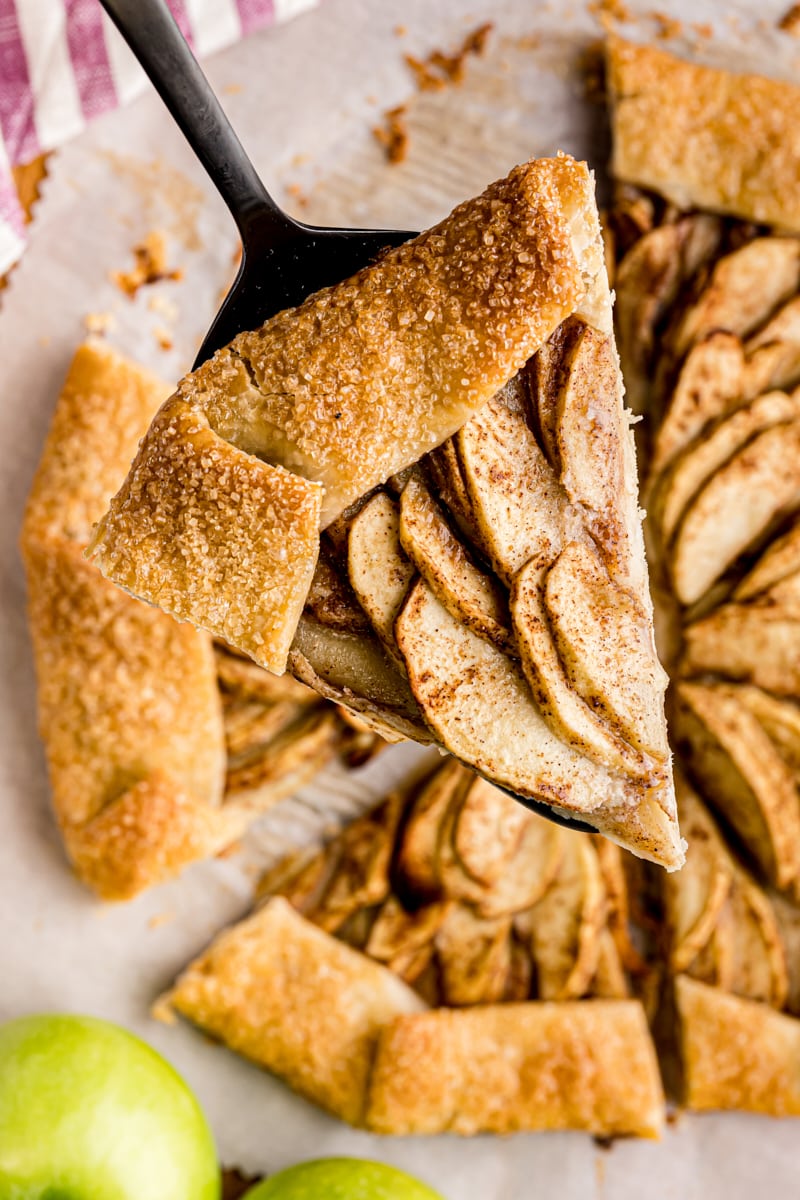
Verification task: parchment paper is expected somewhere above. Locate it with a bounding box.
[2,2,800,1195]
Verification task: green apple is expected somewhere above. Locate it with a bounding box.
[0,1014,219,1200]
[242,1158,444,1200]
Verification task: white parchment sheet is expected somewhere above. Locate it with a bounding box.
[2,1,800,1195]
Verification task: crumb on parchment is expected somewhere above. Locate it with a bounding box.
[111,231,183,298]
[83,311,116,336]
[374,22,493,164]
[372,104,410,164]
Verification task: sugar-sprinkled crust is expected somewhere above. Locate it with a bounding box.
[676,976,800,1115]
[157,897,425,1126]
[607,37,800,231]
[365,1002,664,1136]
[21,342,231,900]
[89,156,608,674]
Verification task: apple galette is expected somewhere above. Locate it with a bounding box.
[88,156,681,869]
[607,36,800,1116]
[159,759,665,1137]
[21,342,380,900]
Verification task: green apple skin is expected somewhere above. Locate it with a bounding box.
[242,1158,444,1200]
[0,1014,219,1200]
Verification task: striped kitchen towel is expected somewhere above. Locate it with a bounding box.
[0,0,318,275]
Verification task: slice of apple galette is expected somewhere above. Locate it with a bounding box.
[88,155,681,869]
[158,759,665,1137]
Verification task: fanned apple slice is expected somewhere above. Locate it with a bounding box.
[435,903,512,1006]
[347,492,414,656]
[725,871,789,1009]
[674,682,800,892]
[735,518,800,601]
[734,685,800,771]
[671,419,800,605]
[614,216,722,412]
[394,758,469,898]
[656,390,800,547]
[555,320,642,592]
[588,929,630,999]
[365,896,451,978]
[289,615,429,744]
[511,559,653,777]
[449,774,531,888]
[526,833,606,1000]
[544,542,669,762]
[395,581,683,867]
[424,440,486,552]
[671,238,800,361]
[666,780,732,975]
[649,332,746,481]
[398,475,511,649]
[527,315,584,469]
[682,603,800,696]
[456,393,579,585]
[744,295,800,393]
[473,817,564,919]
[676,976,800,1116]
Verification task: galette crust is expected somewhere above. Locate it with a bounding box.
[607,37,800,232]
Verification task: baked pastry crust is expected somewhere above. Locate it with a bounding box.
[158,896,425,1126]
[607,37,800,232]
[676,975,800,1115]
[366,1001,664,1137]
[20,343,233,900]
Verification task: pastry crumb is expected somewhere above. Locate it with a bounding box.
[690,21,713,37]
[286,181,309,208]
[651,11,683,38]
[83,311,116,336]
[112,231,183,299]
[588,0,631,24]
[154,327,173,352]
[394,23,407,36]
[779,3,800,34]
[147,292,179,321]
[373,104,410,164]
[148,910,175,929]
[405,21,493,91]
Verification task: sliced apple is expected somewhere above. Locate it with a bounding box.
[310,794,405,933]
[434,903,512,1006]
[394,758,469,898]
[772,892,800,1017]
[656,390,800,548]
[474,816,564,919]
[511,558,654,777]
[725,871,788,1009]
[649,332,746,481]
[347,492,414,656]
[734,685,800,771]
[450,773,530,888]
[288,614,430,743]
[671,238,800,361]
[666,780,732,974]
[588,928,630,999]
[670,419,800,605]
[425,438,487,553]
[682,603,800,697]
[735,517,800,601]
[526,833,606,1000]
[673,682,800,892]
[305,550,370,632]
[544,542,669,762]
[395,580,684,868]
[456,393,575,585]
[614,216,722,412]
[744,294,800,393]
[555,320,643,591]
[398,475,511,649]
[526,315,584,469]
[366,895,451,979]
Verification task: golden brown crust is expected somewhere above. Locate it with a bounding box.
[365,1002,664,1136]
[676,975,800,1114]
[89,156,608,674]
[158,897,425,1126]
[20,343,229,900]
[608,37,800,231]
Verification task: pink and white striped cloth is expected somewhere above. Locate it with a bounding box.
[0,0,317,274]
